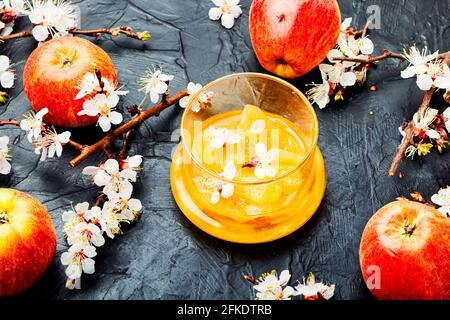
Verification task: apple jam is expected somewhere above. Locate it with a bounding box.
[171,104,326,243]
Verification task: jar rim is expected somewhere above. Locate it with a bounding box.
[180,72,319,186]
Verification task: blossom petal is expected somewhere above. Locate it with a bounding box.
[360,37,374,55]
[93,170,112,186]
[279,270,291,286]
[0,56,10,72]
[416,74,433,91]
[0,71,14,88]
[221,13,235,29]
[255,142,267,159]
[82,258,95,274]
[340,72,357,87]
[104,159,119,174]
[108,111,123,125]
[129,198,142,211]
[209,7,222,20]
[32,25,49,42]
[98,116,111,132]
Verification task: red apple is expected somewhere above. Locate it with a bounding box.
[249,0,341,79]
[0,188,56,297]
[360,199,450,300]
[23,37,118,128]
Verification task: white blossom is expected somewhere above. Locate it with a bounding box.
[206,126,241,149]
[192,91,214,112]
[77,93,123,132]
[253,270,295,300]
[107,197,142,221]
[26,0,79,42]
[47,130,71,158]
[75,72,100,100]
[443,107,450,132]
[179,82,203,109]
[401,45,439,82]
[253,143,278,179]
[210,162,236,204]
[307,68,331,109]
[0,55,14,88]
[82,158,137,200]
[431,186,450,218]
[60,243,96,279]
[294,273,335,300]
[208,0,242,29]
[20,107,48,143]
[320,62,357,87]
[435,64,450,91]
[140,69,174,104]
[67,222,105,247]
[249,119,266,135]
[0,136,11,175]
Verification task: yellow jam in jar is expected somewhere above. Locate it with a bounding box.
[171,105,326,243]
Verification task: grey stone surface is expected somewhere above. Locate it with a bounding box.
[2,0,449,300]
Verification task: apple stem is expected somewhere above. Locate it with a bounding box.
[401,222,416,237]
[0,210,8,224]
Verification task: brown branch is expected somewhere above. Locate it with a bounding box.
[332,50,406,65]
[0,26,150,43]
[0,119,20,126]
[69,26,150,41]
[116,105,141,161]
[0,29,32,42]
[69,90,188,167]
[388,53,450,176]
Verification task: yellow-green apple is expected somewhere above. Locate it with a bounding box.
[0,188,56,297]
[249,0,341,79]
[23,37,118,128]
[360,199,450,300]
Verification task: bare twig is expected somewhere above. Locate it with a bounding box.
[116,105,141,161]
[0,119,20,126]
[0,26,150,42]
[69,26,150,41]
[332,50,406,65]
[69,90,188,167]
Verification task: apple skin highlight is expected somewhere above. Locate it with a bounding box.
[249,0,341,79]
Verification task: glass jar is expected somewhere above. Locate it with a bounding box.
[170,73,326,243]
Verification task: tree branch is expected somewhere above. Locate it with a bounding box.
[69,90,188,167]
[332,50,406,65]
[0,26,150,42]
[388,53,450,176]
[116,105,141,161]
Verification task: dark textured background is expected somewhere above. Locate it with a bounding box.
[2,0,450,300]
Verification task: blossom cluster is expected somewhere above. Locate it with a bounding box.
[208,0,242,29]
[0,0,79,42]
[307,18,374,109]
[431,186,450,218]
[0,0,25,36]
[0,108,73,175]
[20,108,72,161]
[399,108,450,159]
[248,269,335,300]
[61,156,143,289]
[76,72,128,132]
